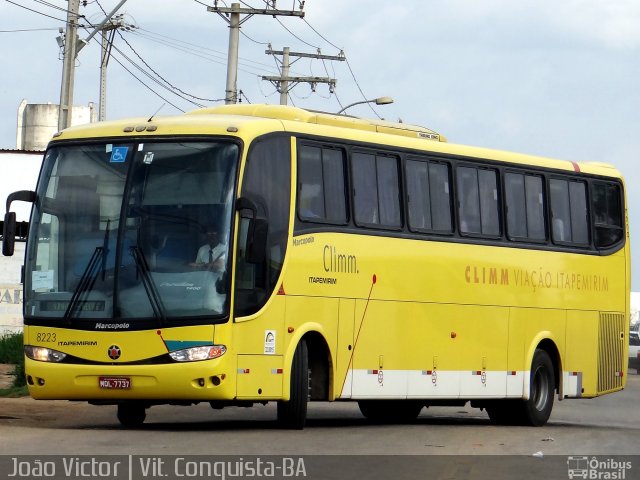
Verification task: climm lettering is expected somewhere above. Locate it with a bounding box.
[465,266,509,285]
[323,244,358,274]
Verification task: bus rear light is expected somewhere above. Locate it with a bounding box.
[25,345,67,363]
[169,345,227,362]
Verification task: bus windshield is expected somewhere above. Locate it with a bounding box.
[25,140,239,323]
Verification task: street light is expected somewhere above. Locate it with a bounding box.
[336,96,394,115]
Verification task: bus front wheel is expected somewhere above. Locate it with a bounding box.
[277,340,309,429]
[117,402,146,427]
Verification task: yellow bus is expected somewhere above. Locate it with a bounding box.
[2,104,629,428]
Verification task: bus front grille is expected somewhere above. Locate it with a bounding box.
[597,312,625,394]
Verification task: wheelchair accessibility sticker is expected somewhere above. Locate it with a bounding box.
[110,146,128,163]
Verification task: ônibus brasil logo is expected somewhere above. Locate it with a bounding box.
[567,456,632,479]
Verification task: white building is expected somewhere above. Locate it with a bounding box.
[1,150,42,335]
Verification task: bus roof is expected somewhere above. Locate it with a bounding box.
[188,104,446,142]
[52,104,622,179]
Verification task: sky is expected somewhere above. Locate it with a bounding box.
[1,0,640,287]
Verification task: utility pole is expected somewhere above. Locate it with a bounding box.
[58,0,128,130]
[207,1,305,104]
[57,0,80,131]
[262,48,345,105]
[99,15,129,121]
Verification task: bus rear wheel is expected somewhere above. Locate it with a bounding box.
[521,349,555,426]
[487,349,555,426]
[277,340,309,429]
[117,402,146,427]
[358,400,423,423]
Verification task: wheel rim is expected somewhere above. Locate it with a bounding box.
[532,365,550,412]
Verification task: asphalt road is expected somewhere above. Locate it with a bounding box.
[1,374,639,479]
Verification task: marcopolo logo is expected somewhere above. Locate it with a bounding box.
[567,456,632,479]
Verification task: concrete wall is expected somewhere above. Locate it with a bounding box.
[0,242,24,336]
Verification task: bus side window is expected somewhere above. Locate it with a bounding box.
[550,178,588,245]
[352,152,401,228]
[297,145,347,223]
[592,182,624,248]
[406,158,452,233]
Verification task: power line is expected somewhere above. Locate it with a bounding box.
[274,17,319,50]
[78,20,207,110]
[0,27,59,32]
[345,57,380,119]
[109,41,208,107]
[33,0,82,16]
[131,27,279,73]
[4,0,69,23]
[302,18,341,51]
[116,31,225,103]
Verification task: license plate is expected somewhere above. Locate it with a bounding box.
[98,376,131,389]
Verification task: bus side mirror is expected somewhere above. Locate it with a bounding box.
[236,197,268,264]
[3,190,36,257]
[2,212,16,256]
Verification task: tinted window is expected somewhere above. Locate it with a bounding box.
[569,182,588,243]
[406,158,452,233]
[377,155,401,227]
[457,167,481,234]
[550,178,588,244]
[457,166,499,235]
[505,173,545,241]
[298,145,347,223]
[235,136,291,316]
[525,175,545,240]
[592,182,623,248]
[352,152,401,228]
[352,153,378,225]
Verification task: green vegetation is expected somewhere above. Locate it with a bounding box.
[0,333,27,391]
[0,385,28,397]
[0,332,23,364]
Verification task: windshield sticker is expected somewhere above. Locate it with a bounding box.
[143,152,154,164]
[32,271,54,290]
[105,144,112,153]
[110,146,128,163]
[264,330,276,355]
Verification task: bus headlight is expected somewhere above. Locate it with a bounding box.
[25,345,67,363]
[169,345,226,362]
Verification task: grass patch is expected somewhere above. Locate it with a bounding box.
[0,333,26,391]
[0,385,29,397]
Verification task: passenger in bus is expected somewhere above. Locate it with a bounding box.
[190,226,226,272]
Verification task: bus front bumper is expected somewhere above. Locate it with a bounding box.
[25,357,236,401]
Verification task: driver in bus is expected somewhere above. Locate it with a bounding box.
[190,226,226,272]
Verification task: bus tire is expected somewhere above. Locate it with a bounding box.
[358,400,422,423]
[277,340,309,429]
[486,349,555,426]
[117,402,146,427]
[521,348,555,426]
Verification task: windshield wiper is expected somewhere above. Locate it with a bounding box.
[64,246,103,322]
[101,219,110,281]
[64,223,112,321]
[129,246,167,324]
